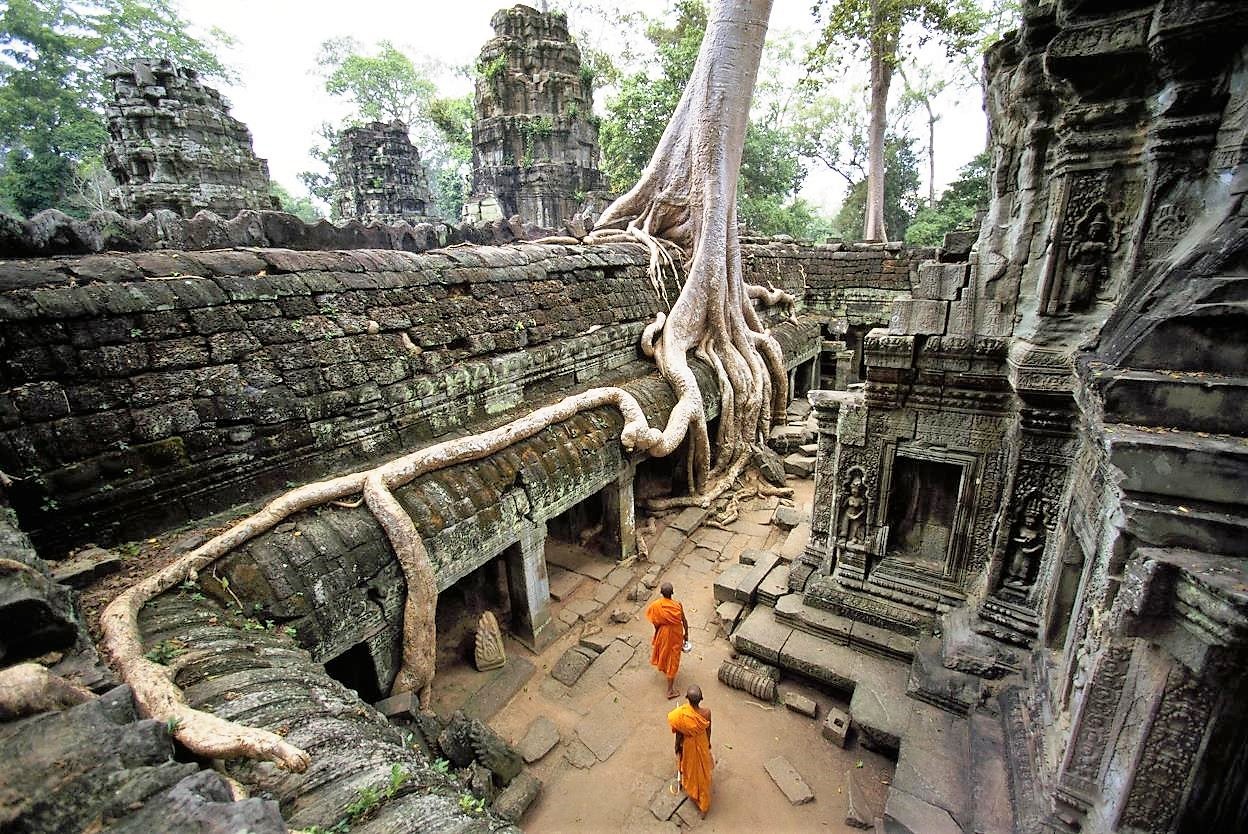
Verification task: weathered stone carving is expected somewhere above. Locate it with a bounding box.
[1061,203,1113,312]
[836,467,869,544]
[474,610,507,671]
[1001,494,1046,594]
[103,60,274,219]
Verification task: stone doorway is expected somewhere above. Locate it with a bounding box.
[877,443,979,586]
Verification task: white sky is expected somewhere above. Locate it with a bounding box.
[176,0,989,215]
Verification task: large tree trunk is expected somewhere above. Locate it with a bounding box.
[597,0,787,498]
[863,0,895,242]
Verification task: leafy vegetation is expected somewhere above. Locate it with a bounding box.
[0,0,233,217]
[904,150,989,245]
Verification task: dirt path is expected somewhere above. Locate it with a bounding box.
[483,478,894,832]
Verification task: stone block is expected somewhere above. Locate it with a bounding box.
[578,634,611,654]
[493,771,541,823]
[715,601,744,630]
[51,545,122,589]
[891,299,948,335]
[914,262,966,300]
[669,506,709,533]
[547,565,584,601]
[609,608,631,623]
[845,767,880,829]
[771,505,805,529]
[714,564,752,603]
[551,646,595,686]
[822,707,851,747]
[0,559,78,661]
[372,690,420,720]
[649,781,686,821]
[516,716,560,763]
[783,453,815,477]
[782,692,818,718]
[575,696,631,762]
[575,639,634,690]
[764,756,815,805]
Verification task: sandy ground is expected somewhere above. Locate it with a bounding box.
[467,478,895,833]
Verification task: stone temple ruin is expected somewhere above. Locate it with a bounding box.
[465,5,610,228]
[0,1,1246,832]
[332,120,437,224]
[104,59,275,219]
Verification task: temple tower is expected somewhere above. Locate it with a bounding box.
[103,59,274,219]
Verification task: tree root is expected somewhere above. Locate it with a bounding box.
[99,386,662,771]
[0,662,94,719]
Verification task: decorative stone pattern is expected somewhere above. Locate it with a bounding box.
[333,120,436,223]
[104,60,273,219]
[469,5,608,227]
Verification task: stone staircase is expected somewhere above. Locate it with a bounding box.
[727,567,1014,833]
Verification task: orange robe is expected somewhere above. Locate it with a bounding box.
[646,597,684,678]
[669,703,712,813]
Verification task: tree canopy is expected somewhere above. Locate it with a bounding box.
[0,0,232,217]
[903,148,988,245]
[599,0,830,239]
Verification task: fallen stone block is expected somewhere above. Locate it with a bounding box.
[628,582,648,601]
[714,564,752,603]
[781,691,818,718]
[764,756,815,805]
[575,697,631,762]
[372,690,420,720]
[783,453,816,478]
[578,634,611,654]
[516,716,560,763]
[755,444,787,486]
[822,707,851,748]
[771,505,805,530]
[0,559,78,660]
[493,771,541,823]
[609,608,631,623]
[799,442,819,456]
[845,766,880,829]
[51,545,122,589]
[715,600,744,630]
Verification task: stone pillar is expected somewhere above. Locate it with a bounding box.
[601,462,637,562]
[790,389,843,592]
[505,521,554,651]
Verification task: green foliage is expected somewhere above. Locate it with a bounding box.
[344,786,380,821]
[458,793,487,816]
[0,0,232,217]
[144,639,186,665]
[269,182,323,222]
[478,54,507,82]
[832,136,922,241]
[810,0,987,68]
[320,38,434,126]
[432,758,451,775]
[904,149,988,245]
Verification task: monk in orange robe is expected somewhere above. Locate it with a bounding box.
[646,582,688,698]
[669,685,713,816]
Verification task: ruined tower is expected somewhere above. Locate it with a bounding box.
[103,59,274,219]
[467,4,609,228]
[331,120,436,223]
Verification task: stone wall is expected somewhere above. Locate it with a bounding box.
[787,1,1248,831]
[0,240,853,553]
[333,120,436,223]
[103,60,274,219]
[468,5,608,227]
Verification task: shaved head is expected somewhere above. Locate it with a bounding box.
[661,582,673,598]
[687,685,703,705]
